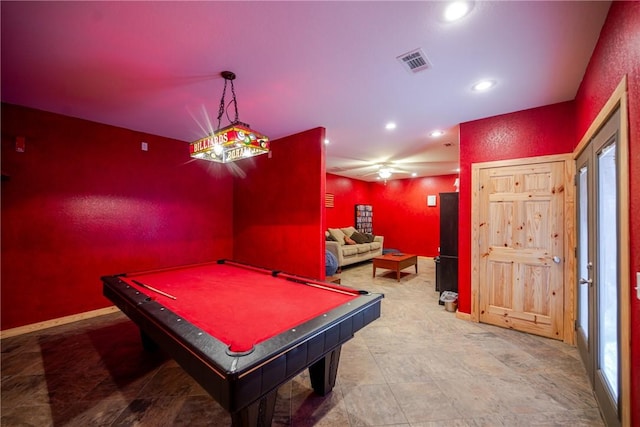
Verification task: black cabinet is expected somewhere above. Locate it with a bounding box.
[436,192,458,297]
[439,192,458,256]
[435,256,440,291]
[438,255,458,294]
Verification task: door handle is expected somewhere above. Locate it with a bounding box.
[552,256,561,264]
[579,278,593,285]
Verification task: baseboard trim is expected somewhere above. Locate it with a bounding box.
[455,311,471,321]
[0,306,120,340]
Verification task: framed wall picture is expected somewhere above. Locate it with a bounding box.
[427,195,437,207]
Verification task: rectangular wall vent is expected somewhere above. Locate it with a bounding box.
[397,48,432,73]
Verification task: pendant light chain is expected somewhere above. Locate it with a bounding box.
[216,78,228,131]
[229,79,239,124]
[216,74,240,131]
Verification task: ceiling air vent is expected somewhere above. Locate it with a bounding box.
[397,48,432,73]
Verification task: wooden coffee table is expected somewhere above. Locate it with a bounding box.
[372,253,418,282]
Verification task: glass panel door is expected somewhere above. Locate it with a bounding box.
[578,167,589,338]
[597,142,618,403]
[576,159,592,381]
[576,108,621,427]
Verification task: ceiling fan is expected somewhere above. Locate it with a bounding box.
[326,144,459,181]
[327,159,423,181]
[360,163,413,180]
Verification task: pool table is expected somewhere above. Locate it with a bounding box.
[102,259,383,427]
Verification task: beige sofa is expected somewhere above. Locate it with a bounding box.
[325,226,384,268]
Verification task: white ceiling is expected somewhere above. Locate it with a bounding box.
[1,1,611,181]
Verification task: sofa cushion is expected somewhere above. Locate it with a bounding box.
[326,232,338,242]
[370,241,382,250]
[356,243,371,254]
[342,246,359,256]
[328,228,347,245]
[350,231,368,244]
[341,226,357,237]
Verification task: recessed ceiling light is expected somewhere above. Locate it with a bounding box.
[385,122,397,130]
[444,1,472,22]
[411,172,417,177]
[324,139,330,145]
[472,79,496,92]
[430,130,444,137]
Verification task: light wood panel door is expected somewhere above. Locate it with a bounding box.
[478,161,565,339]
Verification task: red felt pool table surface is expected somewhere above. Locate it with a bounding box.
[123,261,359,352]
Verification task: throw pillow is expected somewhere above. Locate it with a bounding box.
[341,226,357,237]
[328,228,347,245]
[344,235,356,245]
[350,231,368,244]
[364,233,375,243]
[326,233,338,242]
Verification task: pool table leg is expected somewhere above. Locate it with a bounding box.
[231,390,277,427]
[140,330,159,352]
[308,346,342,395]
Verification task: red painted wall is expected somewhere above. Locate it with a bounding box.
[372,175,459,256]
[325,173,371,229]
[458,101,575,314]
[325,173,458,257]
[234,128,326,280]
[573,1,640,422]
[1,104,234,330]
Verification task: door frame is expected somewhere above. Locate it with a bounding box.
[470,153,576,344]
[572,76,630,427]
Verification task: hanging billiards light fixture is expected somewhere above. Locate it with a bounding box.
[190,71,269,163]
